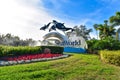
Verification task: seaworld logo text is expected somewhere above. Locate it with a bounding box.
[55,40,81,46]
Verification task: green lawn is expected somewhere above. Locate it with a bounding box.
[0,53,120,80]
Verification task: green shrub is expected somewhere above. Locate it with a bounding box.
[0,45,63,57]
[0,45,42,57]
[41,46,64,54]
[87,39,99,54]
[100,50,120,66]
[87,38,120,54]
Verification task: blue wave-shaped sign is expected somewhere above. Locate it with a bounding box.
[64,47,86,53]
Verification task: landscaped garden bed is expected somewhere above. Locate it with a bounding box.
[0,45,68,66]
[0,54,120,80]
[0,53,68,66]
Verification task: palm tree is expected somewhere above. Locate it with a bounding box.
[109,12,120,26]
[93,20,116,39]
[109,12,120,40]
[93,24,99,39]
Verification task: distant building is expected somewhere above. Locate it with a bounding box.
[118,28,120,41]
[113,28,120,41]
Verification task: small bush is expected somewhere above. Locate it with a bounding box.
[41,46,64,54]
[100,50,120,66]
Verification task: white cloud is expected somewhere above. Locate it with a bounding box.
[0,0,55,40]
[0,0,96,41]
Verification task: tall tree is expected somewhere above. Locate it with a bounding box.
[0,33,36,46]
[109,12,120,26]
[93,24,99,39]
[109,12,120,40]
[70,25,92,40]
[93,20,116,39]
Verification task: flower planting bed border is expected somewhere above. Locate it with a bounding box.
[0,53,69,66]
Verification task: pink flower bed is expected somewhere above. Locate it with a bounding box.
[0,53,63,61]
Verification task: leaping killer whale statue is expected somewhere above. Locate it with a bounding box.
[40,20,74,32]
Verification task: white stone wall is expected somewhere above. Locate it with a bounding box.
[119,33,120,41]
[69,36,87,49]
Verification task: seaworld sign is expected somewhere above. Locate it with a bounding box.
[40,20,87,53]
[56,40,81,46]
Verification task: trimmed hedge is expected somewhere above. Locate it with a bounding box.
[0,45,41,57]
[40,46,64,54]
[0,45,63,57]
[100,50,120,66]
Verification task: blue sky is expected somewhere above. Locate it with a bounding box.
[0,0,120,40]
[42,0,120,38]
[42,0,120,26]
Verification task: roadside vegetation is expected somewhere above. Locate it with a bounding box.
[0,53,120,80]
